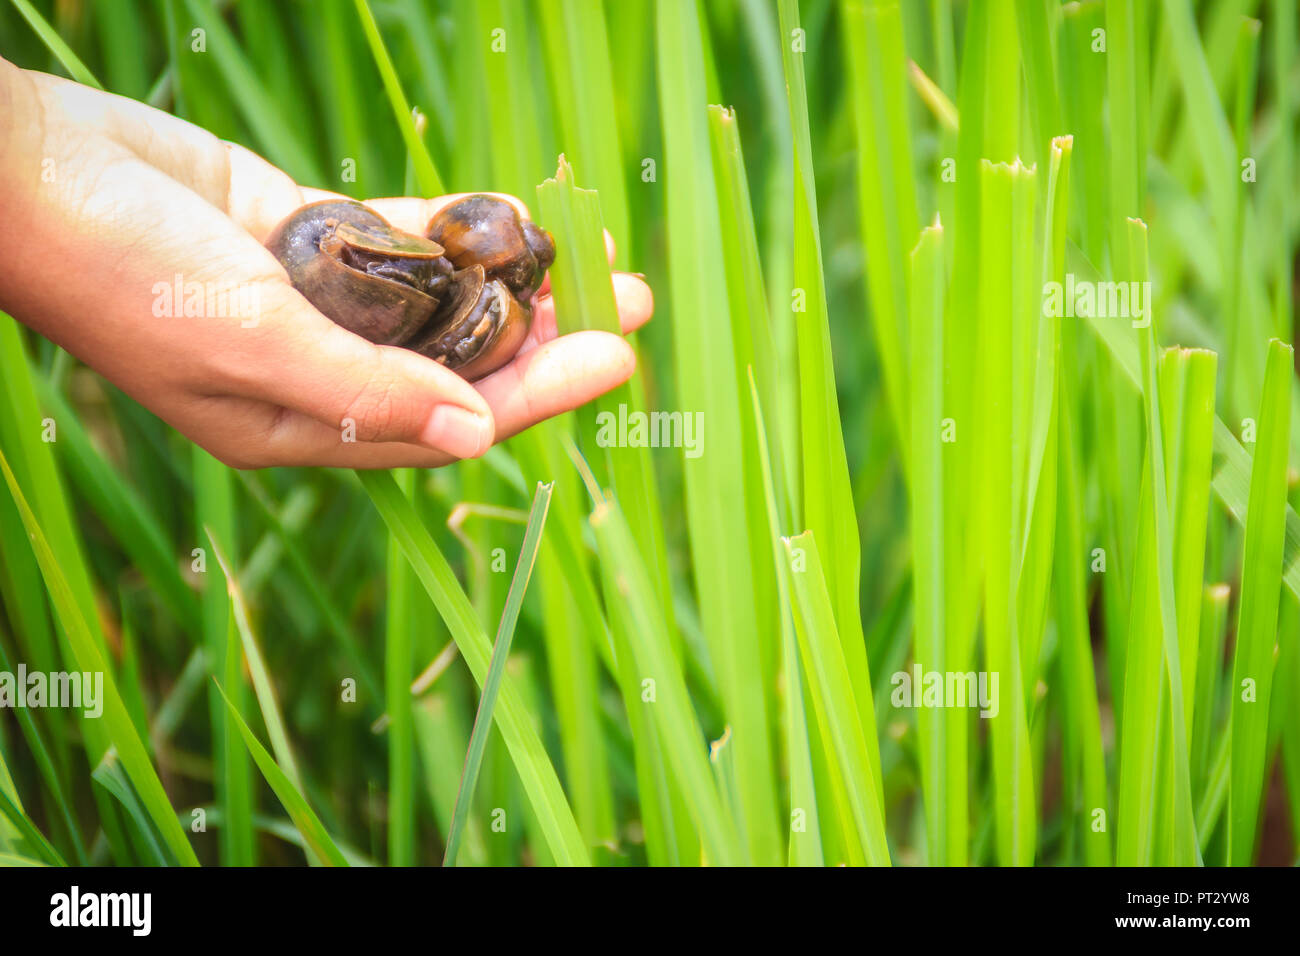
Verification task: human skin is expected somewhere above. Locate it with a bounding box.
[0,57,653,467]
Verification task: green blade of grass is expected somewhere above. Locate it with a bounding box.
[1016,136,1072,692]
[1059,1,1108,261]
[415,693,488,866]
[383,470,415,867]
[1105,0,1149,270]
[538,0,631,265]
[445,481,553,867]
[7,0,103,88]
[704,103,790,863]
[90,751,168,866]
[1015,0,1062,164]
[352,0,443,196]
[1227,338,1293,864]
[1130,218,1199,865]
[1054,392,1111,866]
[536,159,676,637]
[535,160,687,861]
[212,681,349,867]
[33,375,200,635]
[842,0,919,456]
[0,784,65,866]
[587,488,741,866]
[747,369,822,865]
[1065,243,1300,605]
[1163,347,1218,733]
[1269,0,1295,342]
[908,219,957,863]
[976,159,1037,866]
[194,448,254,867]
[179,0,323,184]
[782,531,890,866]
[0,852,49,867]
[778,0,883,806]
[356,468,588,865]
[207,532,309,797]
[1192,583,1232,792]
[0,624,88,864]
[0,446,198,866]
[657,0,781,865]
[0,320,110,693]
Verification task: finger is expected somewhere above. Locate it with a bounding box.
[204,331,633,467]
[362,193,531,236]
[188,399,461,469]
[474,330,636,442]
[224,142,313,241]
[208,279,496,459]
[301,186,350,204]
[522,273,654,350]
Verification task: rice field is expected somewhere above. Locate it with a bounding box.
[0,0,1297,868]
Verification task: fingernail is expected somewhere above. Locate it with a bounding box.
[420,405,493,459]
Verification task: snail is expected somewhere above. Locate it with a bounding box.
[265,195,555,381]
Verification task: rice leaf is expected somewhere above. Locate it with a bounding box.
[1227,338,1293,864]
[445,482,553,867]
[0,446,198,866]
[356,469,589,865]
[213,681,350,867]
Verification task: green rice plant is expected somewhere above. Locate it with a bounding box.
[779,0,882,819]
[842,0,917,454]
[749,370,821,865]
[383,470,416,866]
[975,159,1037,866]
[1227,338,1292,865]
[587,484,741,866]
[445,482,552,866]
[213,682,349,867]
[906,219,952,863]
[783,531,889,865]
[0,446,197,866]
[352,0,442,196]
[357,469,588,866]
[658,0,781,865]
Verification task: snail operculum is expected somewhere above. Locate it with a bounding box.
[406,264,530,381]
[266,200,451,346]
[323,219,452,301]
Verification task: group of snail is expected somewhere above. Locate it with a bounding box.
[265,195,556,381]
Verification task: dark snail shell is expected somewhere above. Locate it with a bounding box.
[406,265,531,382]
[265,200,451,345]
[425,195,556,302]
[265,194,553,381]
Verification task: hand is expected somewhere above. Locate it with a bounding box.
[0,60,652,468]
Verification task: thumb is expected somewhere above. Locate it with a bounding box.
[227,280,496,459]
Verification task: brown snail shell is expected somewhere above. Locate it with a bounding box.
[265,195,552,381]
[406,265,531,382]
[265,200,451,345]
[425,195,556,302]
